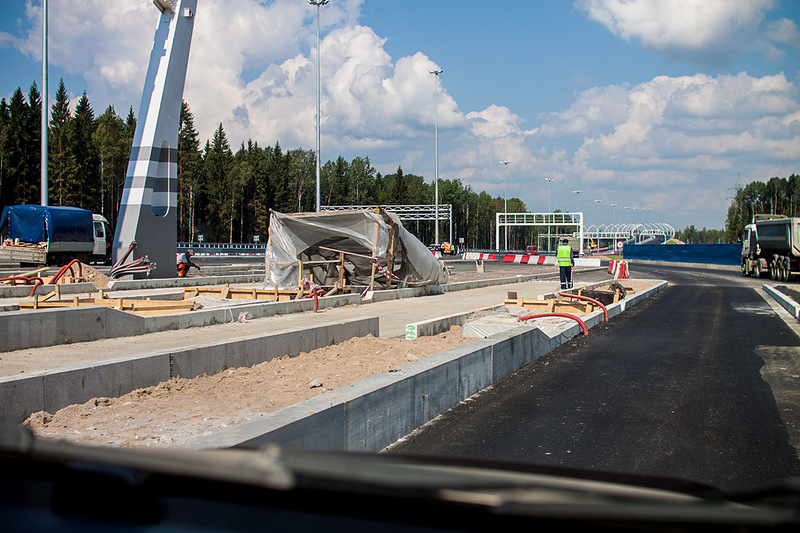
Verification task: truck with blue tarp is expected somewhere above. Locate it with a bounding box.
[0,205,112,266]
[741,214,800,281]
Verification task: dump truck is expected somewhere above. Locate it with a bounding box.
[0,205,112,266]
[741,214,800,281]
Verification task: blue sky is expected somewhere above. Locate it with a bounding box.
[1,0,799,232]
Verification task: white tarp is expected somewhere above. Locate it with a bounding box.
[265,209,447,290]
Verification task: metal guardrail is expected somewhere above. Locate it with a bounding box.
[177,243,266,256]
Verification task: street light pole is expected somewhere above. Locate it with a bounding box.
[595,199,602,227]
[430,68,443,244]
[573,190,582,213]
[309,0,328,212]
[500,160,510,250]
[544,177,554,251]
[41,0,48,206]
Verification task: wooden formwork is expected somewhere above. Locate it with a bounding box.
[18,289,196,316]
[183,282,350,302]
[504,294,597,314]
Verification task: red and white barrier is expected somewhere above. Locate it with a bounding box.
[463,252,498,261]
[608,259,629,279]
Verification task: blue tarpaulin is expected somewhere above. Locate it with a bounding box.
[0,205,93,243]
[622,243,740,266]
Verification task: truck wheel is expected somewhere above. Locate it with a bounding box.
[755,260,762,278]
[783,256,791,282]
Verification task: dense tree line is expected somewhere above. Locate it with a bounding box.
[1,80,546,250]
[673,226,726,244]
[725,174,800,242]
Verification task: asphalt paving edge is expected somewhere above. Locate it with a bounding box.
[185,280,668,451]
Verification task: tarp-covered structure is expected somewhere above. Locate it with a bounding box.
[265,208,448,290]
[1,205,93,243]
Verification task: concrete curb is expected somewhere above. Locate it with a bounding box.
[186,280,668,451]
[0,317,379,424]
[0,293,361,352]
[107,273,264,290]
[763,284,800,320]
[0,269,605,352]
[0,282,97,299]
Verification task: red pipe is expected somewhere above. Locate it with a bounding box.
[0,276,43,285]
[557,291,608,321]
[307,288,324,312]
[518,312,589,336]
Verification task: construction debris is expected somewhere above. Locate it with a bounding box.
[265,208,447,291]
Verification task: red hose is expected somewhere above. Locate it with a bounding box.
[307,287,324,312]
[557,292,608,321]
[518,312,589,336]
[0,276,43,285]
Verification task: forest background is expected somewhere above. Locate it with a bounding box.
[1,80,785,249]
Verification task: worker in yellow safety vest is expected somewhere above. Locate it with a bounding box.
[556,238,574,289]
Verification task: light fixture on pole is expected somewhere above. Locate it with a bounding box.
[544,177,554,251]
[573,190,582,213]
[594,199,602,227]
[309,0,329,212]
[430,68,443,244]
[610,203,617,223]
[500,160,510,250]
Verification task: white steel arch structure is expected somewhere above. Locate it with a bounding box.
[583,222,676,251]
[496,212,584,252]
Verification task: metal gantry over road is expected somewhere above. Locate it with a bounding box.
[496,211,675,252]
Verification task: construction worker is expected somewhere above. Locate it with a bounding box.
[556,238,574,290]
[177,249,200,277]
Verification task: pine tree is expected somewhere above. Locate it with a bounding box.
[69,92,100,210]
[48,79,75,207]
[0,98,9,207]
[177,101,202,241]
[93,105,128,225]
[203,123,234,241]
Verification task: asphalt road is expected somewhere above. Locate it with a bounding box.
[387,262,800,493]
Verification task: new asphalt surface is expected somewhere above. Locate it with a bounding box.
[387,263,800,494]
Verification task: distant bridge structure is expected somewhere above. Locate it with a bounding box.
[497,211,675,253]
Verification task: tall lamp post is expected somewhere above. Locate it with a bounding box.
[573,190,582,212]
[41,0,48,206]
[309,0,328,212]
[500,160,510,250]
[594,199,602,227]
[430,68,443,244]
[544,177,554,251]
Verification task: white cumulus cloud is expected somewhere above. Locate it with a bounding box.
[575,0,777,64]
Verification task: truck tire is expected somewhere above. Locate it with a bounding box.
[783,256,791,282]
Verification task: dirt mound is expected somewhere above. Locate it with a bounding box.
[24,327,473,448]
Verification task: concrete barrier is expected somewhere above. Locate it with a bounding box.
[0,293,361,352]
[0,317,378,424]
[187,281,668,451]
[405,305,502,340]
[763,285,800,320]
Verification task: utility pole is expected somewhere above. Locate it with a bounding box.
[41,0,48,205]
[500,160,510,250]
[430,68,443,243]
[309,0,329,212]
